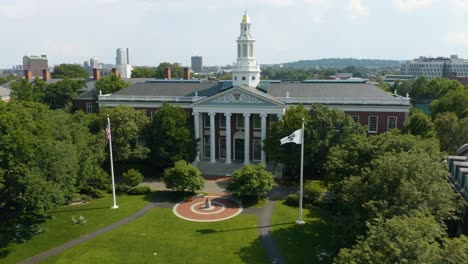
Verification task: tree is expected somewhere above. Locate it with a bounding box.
[122,169,143,187]
[44,78,85,109]
[10,77,47,102]
[148,103,197,168]
[402,108,434,138]
[430,89,468,119]
[433,112,468,153]
[95,74,128,95]
[227,163,275,198]
[131,67,157,78]
[335,214,447,264]
[162,160,204,192]
[52,64,89,79]
[155,62,184,79]
[101,105,150,161]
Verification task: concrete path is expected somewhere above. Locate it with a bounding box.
[258,199,286,264]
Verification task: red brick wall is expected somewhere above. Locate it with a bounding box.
[345,111,406,134]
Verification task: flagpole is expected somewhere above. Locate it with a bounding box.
[108,115,119,209]
[296,119,305,224]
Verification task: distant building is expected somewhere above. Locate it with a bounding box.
[115,48,132,78]
[191,56,203,73]
[23,54,48,77]
[401,55,468,80]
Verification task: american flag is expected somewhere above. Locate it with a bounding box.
[105,123,111,144]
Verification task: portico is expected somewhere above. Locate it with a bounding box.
[192,85,284,165]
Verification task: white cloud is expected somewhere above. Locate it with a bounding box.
[392,0,433,12]
[349,0,369,18]
[444,31,468,45]
[451,0,468,10]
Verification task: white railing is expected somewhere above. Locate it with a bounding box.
[99,95,206,102]
[277,97,411,105]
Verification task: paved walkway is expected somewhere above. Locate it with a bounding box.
[20,180,295,264]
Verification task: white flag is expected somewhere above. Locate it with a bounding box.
[280,129,302,145]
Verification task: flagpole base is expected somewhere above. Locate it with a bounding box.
[295,220,305,225]
[111,205,119,209]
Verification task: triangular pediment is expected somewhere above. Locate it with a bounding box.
[193,85,284,107]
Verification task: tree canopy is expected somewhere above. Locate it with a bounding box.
[155,62,184,79]
[393,77,465,100]
[162,160,204,192]
[430,89,468,119]
[402,108,435,138]
[148,103,197,169]
[131,67,157,78]
[433,112,468,154]
[52,64,89,79]
[227,163,275,198]
[95,74,128,95]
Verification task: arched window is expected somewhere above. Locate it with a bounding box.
[249,44,253,57]
[242,76,246,81]
[237,44,241,57]
[242,44,247,57]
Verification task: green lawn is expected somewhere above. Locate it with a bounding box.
[271,201,344,263]
[0,193,153,264]
[43,208,268,264]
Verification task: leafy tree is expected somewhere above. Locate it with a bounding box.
[227,163,275,198]
[0,75,18,85]
[95,74,128,95]
[10,77,47,102]
[101,105,150,161]
[264,104,364,179]
[44,78,85,109]
[148,103,197,168]
[122,169,143,187]
[155,62,184,79]
[430,89,468,119]
[402,108,434,138]
[131,67,157,78]
[52,64,89,79]
[433,112,468,153]
[335,214,446,264]
[162,160,204,192]
[411,76,430,98]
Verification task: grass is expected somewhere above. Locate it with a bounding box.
[0,193,154,264]
[271,201,345,264]
[43,208,269,264]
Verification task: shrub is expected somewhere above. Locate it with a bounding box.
[304,180,326,204]
[116,184,132,194]
[227,163,275,199]
[162,160,204,192]
[122,168,144,187]
[128,186,151,195]
[81,186,106,198]
[285,194,299,206]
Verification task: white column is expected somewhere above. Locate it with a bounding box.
[225,113,232,164]
[260,113,267,163]
[244,113,250,165]
[193,111,200,162]
[209,112,216,163]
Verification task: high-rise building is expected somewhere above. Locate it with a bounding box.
[23,54,48,77]
[115,48,133,78]
[401,55,468,80]
[191,56,203,73]
[116,48,128,65]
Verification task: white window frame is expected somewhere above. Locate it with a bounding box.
[219,114,226,129]
[219,137,226,159]
[368,116,378,133]
[203,136,210,158]
[252,139,262,161]
[387,116,397,131]
[351,115,359,123]
[86,102,93,113]
[203,113,210,128]
[236,114,244,129]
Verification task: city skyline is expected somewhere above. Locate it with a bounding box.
[2,0,468,68]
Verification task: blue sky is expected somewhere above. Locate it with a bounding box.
[2,0,468,68]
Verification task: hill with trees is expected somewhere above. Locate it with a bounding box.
[281,58,401,69]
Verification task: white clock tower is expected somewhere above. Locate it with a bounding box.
[232,12,261,87]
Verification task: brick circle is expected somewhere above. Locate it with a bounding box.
[173,196,243,222]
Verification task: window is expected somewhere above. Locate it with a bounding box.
[203,136,210,158]
[270,115,278,124]
[236,114,244,128]
[86,102,93,113]
[203,113,210,128]
[249,44,253,57]
[253,114,261,129]
[219,114,226,128]
[242,76,246,81]
[351,115,359,123]
[387,116,397,131]
[219,137,226,159]
[242,44,247,57]
[237,44,241,57]
[252,76,255,80]
[368,116,378,133]
[253,139,261,161]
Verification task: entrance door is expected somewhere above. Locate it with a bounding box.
[234,138,244,160]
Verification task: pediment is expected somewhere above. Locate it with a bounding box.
[193,85,284,107]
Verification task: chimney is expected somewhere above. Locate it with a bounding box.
[24,69,33,81]
[112,68,119,77]
[184,67,191,80]
[93,68,101,81]
[164,67,171,79]
[42,69,51,81]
